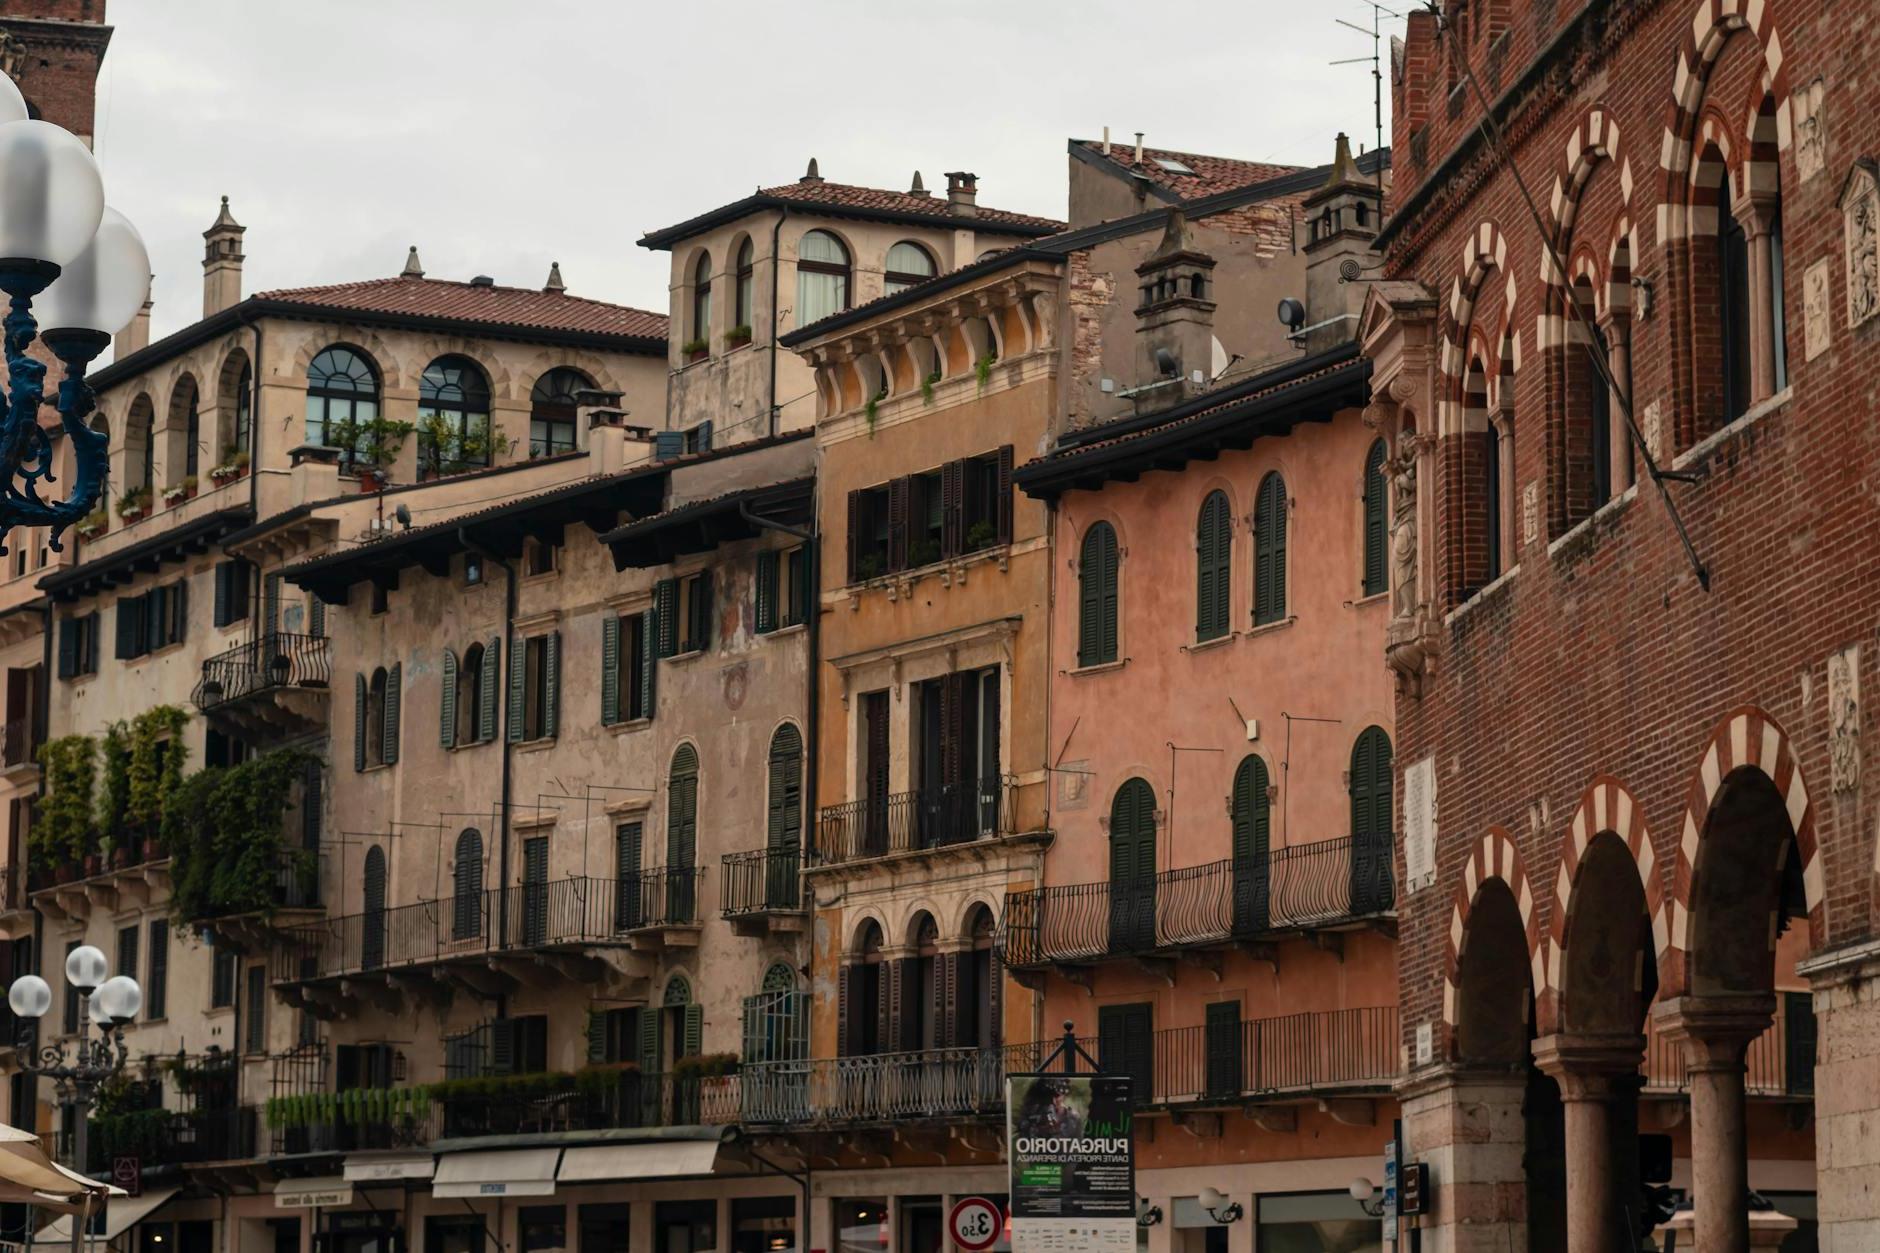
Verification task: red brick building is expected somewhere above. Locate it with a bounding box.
[0,0,109,143]
[1363,0,1879,1249]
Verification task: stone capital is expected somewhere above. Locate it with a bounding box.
[1651,994,1777,1070]
[1531,1032,1645,1100]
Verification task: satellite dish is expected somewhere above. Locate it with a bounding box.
[1210,336,1229,379]
[1277,298,1307,331]
[1153,346,1179,378]
[394,502,412,529]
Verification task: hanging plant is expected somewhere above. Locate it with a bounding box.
[974,352,996,390]
[167,747,313,923]
[36,735,96,871]
[97,720,131,847]
[921,369,941,404]
[127,705,189,837]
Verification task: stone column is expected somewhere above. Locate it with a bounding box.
[1533,1034,1644,1253]
[1396,1065,1531,1253]
[1738,194,1779,403]
[1798,942,1880,1252]
[1654,995,1775,1253]
[1603,320,1632,492]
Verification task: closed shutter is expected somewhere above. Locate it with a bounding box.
[987,946,1003,1046]
[452,830,482,939]
[1254,473,1288,625]
[439,649,458,748]
[640,610,657,718]
[543,632,561,738]
[654,579,678,656]
[1205,1000,1243,1098]
[479,636,500,741]
[489,1019,517,1076]
[506,634,527,742]
[941,460,965,557]
[1078,523,1118,667]
[1109,779,1157,952]
[353,673,368,771]
[1097,1003,1154,1102]
[846,490,862,583]
[995,446,1014,544]
[56,619,76,679]
[755,550,778,634]
[146,920,168,1019]
[523,837,548,945]
[683,1005,702,1059]
[381,662,401,764]
[212,562,230,627]
[587,1010,607,1065]
[1196,491,1231,641]
[1232,755,1271,934]
[144,585,166,653]
[836,962,852,1057]
[876,962,895,1057]
[614,823,642,930]
[115,594,140,659]
[887,477,910,572]
[637,1005,660,1074]
[301,757,322,853]
[940,952,958,1049]
[83,612,99,673]
[264,573,281,635]
[362,847,386,970]
[1362,440,1389,596]
[309,596,325,638]
[600,614,621,724]
[1349,727,1393,915]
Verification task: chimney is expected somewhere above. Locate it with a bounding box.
[1298,133,1385,354]
[945,172,978,217]
[1134,132,1145,164]
[1102,126,1111,156]
[114,282,152,359]
[909,171,929,197]
[801,157,823,185]
[201,196,245,318]
[401,245,424,278]
[1131,207,1216,412]
[543,261,566,294]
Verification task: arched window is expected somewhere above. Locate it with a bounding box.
[884,241,937,295]
[452,828,483,939]
[1231,755,1271,934]
[1252,472,1288,625]
[1108,778,1157,952]
[418,355,494,477]
[663,974,701,1075]
[796,230,851,325]
[1077,522,1119,667]
[961,905,1000,1049]
[125,393,155,493]
[734,238,755,333]
[846,919,885,1056]
[457,642,484,745]
[766,725,803,910]
[1195,491,1231,641]
[1362,440,1388,596]
[305,346,380,471]
[666,745,699,923]
[529,367,592,459]
[217,351,251,473]
[168,375,201,485]
[1349,726,1393,914]
[909,913,940,1049]
[362,846,387,970]
[690,251,712,351]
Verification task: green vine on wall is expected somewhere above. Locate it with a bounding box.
[35,735,96,872]
[167,748,315,924]
[96,720,131,854]
[127,705,189,840]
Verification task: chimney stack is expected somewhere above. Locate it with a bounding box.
[114,282,152,359]
[945,171,978,217]
[909,171,929,197]
[1102,126,1111,155]
[1298,133,1385,354]
[1134,132,1145,163]
[801,157,823,185]
[401,246,425,279]
[202,196,245,318]
[1131,207,1216,412]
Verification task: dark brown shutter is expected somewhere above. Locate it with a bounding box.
[987,946,1004,1046]
[940,952,958,1048]
[846,490,862,583]
[878,961,896,1057]
[836,963,853,1057]
[941,460,965,557]
[887,477,910,573]
[995,446,1014,544]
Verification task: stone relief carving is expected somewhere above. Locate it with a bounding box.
[1640,400,1662,464]
[1829,646,1860,794]
[1387,430,1428,619]
[1842,160,1880,330]
[1805,259,1834,361]
[1795,79,1828,184]
[1521,480,1539,549]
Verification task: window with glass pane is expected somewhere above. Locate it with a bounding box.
[529,367,592,458]
[884,241,937,294]
[691,251,712,347]
[734,238,755,330]
[305,347,381,473]
[796,230,851,325]
[234,362,253,458]
[419,355,494,477]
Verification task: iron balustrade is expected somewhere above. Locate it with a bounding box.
[1642,1005,1814,1098]
[88,1105,259,1169]
[999,832,1396,967]
[1,716,37,769]
[437,1071,738,1138]
[814,776,1016,865]
[740,1042,1053,1125]
[1146,1007,1400,1104]
[192,631,332,712]
[721,848,801,916]
[615,865,703,933]
[273,876,631,983]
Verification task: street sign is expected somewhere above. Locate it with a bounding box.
[1400,1162,1428,1216]
[111,1155,140,1198]
[947,1197,1003,1251]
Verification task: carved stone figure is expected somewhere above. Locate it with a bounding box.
[1805,258,1834,361]
[1843,161,1880,330]
[1830,646,1860,793]
[1388,431,1426,618]
[1795,79,1828,184]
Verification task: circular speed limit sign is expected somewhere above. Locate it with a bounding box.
[947,1196,1003,1251]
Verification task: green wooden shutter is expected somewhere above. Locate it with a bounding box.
[640,609,658,718]
[144,584,166,653]
[439,649,458,748]
[1232,756,1271,934]
[309,596,326,638]
[655,579,678,656]
[587,1010,607,1065]
[683,1005,702,1059]
[353,673,367,771]
[479,636,500,742]
[1254,473,1288,625]
[506,634,527,742]
[543,631,561,738]
[382,662,401,764]
[637,1006,659,1073]
[1078,523,1118,667]
[600,613,621,724]
[755,551,778,634]
[1362,440,1389,596]
[57,619,76,679]
[1197,492,1231,640]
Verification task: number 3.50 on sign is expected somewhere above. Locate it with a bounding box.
[948,1197,1004,1251]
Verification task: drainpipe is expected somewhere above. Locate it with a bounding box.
[767,209,789,439]
[460,530,516,951]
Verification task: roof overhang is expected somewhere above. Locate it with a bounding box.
[42,508,254,603]
[600,477,815,570]
[638,194,1059,252]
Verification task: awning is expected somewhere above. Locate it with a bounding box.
[43,1187,178,1242]
[432,1149,561,1199]
[275,1177,354,1209]
[557,1141,719,1184]
[344,1152,435,1183]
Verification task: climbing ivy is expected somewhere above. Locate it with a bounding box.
[167,748,315,923]
[35,735,96,872]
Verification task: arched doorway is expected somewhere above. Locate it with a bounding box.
[1108,779,1156,953]
[362,846,387,970]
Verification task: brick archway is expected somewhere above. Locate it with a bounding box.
[1656,0,1793,219]
[1662,706,1823,998]
[1441,826,1543,1055]
[1438,220,1512,437]
[1537,775,1669,1033]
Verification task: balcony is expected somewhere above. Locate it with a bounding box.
[78,1106,260,1172]
[0,866,27,942]
[436,1070,738,1139]
[616,865,703,951]
[31,852,171,926]
[273,876,649,1014]
[191,631,331,738]
[720,848,804,938]
[740,1045,1027,1126]
[813,775,1018,867]
[999,833,1394,976]
[1,716,39,782]
[195,849,322,952]
[1643,1000,1816,1099]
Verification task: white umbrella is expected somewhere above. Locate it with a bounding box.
[0,1125,122,1212]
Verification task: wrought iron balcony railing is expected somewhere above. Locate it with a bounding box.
[192,631,331,712]
[1,716,39,770]
[1144,1006,1399,1103]
[615,865,702,933]
[272,875,637,983]
[999,832,1395,967]
[1642,998,1815,1098]
[740,1043,1041,1126]
[85,1105,259,1169]
[814,775,1017,865]
[721,847,801,916]
[437,1070,738,1138]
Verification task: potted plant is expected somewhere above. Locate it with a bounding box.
[115,486,152,521]
[965,520,998,552]
[907,537,941,567]
[161,475,198,507]
[682,337,709,364]
[329,415,414,491]
[75,507,107,540]
[417,415,512,481]
[208,449,250,484]
[726,324,753,350]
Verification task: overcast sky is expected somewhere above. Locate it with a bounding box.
[92,0,1403,343]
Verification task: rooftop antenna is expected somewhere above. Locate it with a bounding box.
[1331,0,1405,195]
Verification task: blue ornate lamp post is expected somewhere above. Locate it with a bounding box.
[0,72,149,554]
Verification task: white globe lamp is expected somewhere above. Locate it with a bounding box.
[63,944,107,994]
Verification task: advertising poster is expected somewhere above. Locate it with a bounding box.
[1006,1074,1135,1253]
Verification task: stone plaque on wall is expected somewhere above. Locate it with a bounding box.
[1795,78,1828,184]
[1057,760,1091,810]
[1829,646,1860,793]
[1402,755,1437,893]
[1521,481,1539,549]
[1842,160,1880,329]
[1640,400,1663,462]
[1806,258,1834,361]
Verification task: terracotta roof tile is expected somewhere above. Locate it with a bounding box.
[254,276,669,341]
[754,179,1066,232]
[1074,140,1304,200]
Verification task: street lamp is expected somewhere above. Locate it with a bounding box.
[0,78,149,555]
[9,945,142,1253]
[1348,1176,1386,1217]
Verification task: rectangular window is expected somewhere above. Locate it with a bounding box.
[756,547,811,634]
[908,470,944,567]
[523,636,549,741]
[846,447,1012,585]
[211,945,238,1009]
[212,560,251,628]
[115,593,148,661]
[146,920,168,1020]
[1097,1002,1154,1101]
[960,452,1004,552]
[244,966,267,1052]
[683,421,714,454]
[370,583,390,616]
[523,537,557,578]
[677,571,712,653]
[57,612,100,678]
[849,485,891,581]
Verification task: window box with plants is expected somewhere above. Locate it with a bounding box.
[75,507,108,541]
[726,325,753,350]
[417,414,512,482]
[161,476,198,508]
[207,449,250,485]
[682,337,710,364]
[328,415,415,492]
[116,486,153,522]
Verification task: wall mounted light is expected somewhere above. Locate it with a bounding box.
[1200,1188,1244,1225]
[1349,1177,1386,1218]
[1136,1197,1163,1228]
